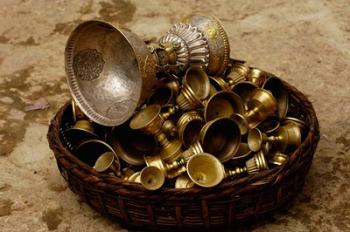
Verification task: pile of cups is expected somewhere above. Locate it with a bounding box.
[62,62,307,190]
[61,14,307,190]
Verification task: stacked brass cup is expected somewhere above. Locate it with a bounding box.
[61,14,307,191]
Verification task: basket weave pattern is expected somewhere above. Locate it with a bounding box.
[47,79,320,230]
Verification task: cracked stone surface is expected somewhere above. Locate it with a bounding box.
[0,0,349,231]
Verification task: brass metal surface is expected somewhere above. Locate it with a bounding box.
[111,123,157,166]
[177,111,204,147]
[262,76,289,119]
[75,139,121,174]
[258,116,281,134]
[65,120,99,148]
[187,153,225,188]
[200,117,241,162]
[175,174,195,188]
[93,151,120,174]
[204,90,244,122]
[269,152,289,166]
[226,62,249,86]
[232,81,259,109]
[246,67,270,87]
[140,166,165,190]
[176,67,210,110]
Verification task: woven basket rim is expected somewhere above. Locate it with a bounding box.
[47,78,320,199]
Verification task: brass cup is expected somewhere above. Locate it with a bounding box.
[258,116,281,134]
[282,117,306,130]
[111,123,157,166]
[144,155,185,177]
[281,123,302,149]
[148,85,175,106]
[209,76,231,91]
[226,62,249,86]
[182,140,204,161]
[140,166,165,190]
[75,139,121,175]
[93,152,121,175]
[177,111,204,148]
[262,76,289,119]
[176,67,210,110]
[187,153,225,188]
[204,91,245,122]
[128,171,141,183]
[209,82,218,96]
[245,88,278,128]
[246,67,270,87]
[121,167,136,181]
[232,143,253,161]
[245,150,269,174]
[65,120,99,148]
[175,174,195,189]
[269,152,289,166]
[200,117,241,162]
[232,81,259,109]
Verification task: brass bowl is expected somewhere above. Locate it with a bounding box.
[65,21,157,126]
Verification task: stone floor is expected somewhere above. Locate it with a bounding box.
[0,0,349,231]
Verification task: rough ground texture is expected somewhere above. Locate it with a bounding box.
[0,0,349,231]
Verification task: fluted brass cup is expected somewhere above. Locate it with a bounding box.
[140,166,165,190]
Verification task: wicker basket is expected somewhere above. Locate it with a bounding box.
[47,78,320,231]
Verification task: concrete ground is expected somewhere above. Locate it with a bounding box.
[0,0,349,231]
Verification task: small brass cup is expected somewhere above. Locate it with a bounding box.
[244,88,278,128]
[175,174,195,189]
[209,76,231,91]
[121,167,136,181]
[144,155,185,178]
[269,152,289,166]
[262,76,289,119]
[140,166,165,190]
[93,151,121,175]
[245,150,269,174]
[246,67,270,87]
[204,91,245,122]
[187,153,225,188]
[231,143,254,162]
[226,62,249,86]
[128,171,141,183]
[182,140,204,161]
[76,139,121,175]
[176,67,210,110]
[148,85,175,106]
[200,117,241,162]
[65,120,99,148]
[111,123,157,166]
[177,111,204,148]
[258,116,281,134]
[232,81,259,109]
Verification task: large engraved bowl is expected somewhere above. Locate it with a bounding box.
[65,21,157,126]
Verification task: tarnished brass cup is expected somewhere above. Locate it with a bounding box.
[200,117,241,162]
[75,139,121,175]
[128,171,141,183]
[181,140,204,161]
[176,67,210,110]
[140,166,165,190]
[262,76,289,119]
[233,88,277,133]
[175,174,195,189]
[187,153,225,188]
[248,125,301,152]
[226,150,269,177]
[246,67,270,87]
[231,143,253,161]
[226,62,249,86]
[232,81,259,109]
[177,111,204,148]
[65,120,99,148]
[130,104,183,163]
[204,91,245,122]
[209,76,231,91]
[148,85,176,106]
[258,116,281,134]
[269,152,289,166]
[93,152,121,175]
[111,123,157,166]
[144,155,186,178]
